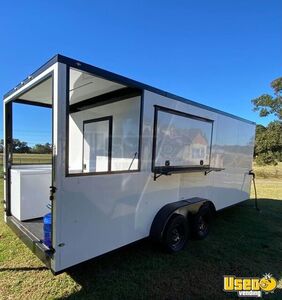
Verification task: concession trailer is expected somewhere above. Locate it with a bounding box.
[3,55,256,274]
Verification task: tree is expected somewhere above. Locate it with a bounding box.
[0,139,31,153]
[31,143,52,154]
[252,77,282,120]
[12,139,30,153]
[254,124,267,156]
[0,139,52,154]
[254,121,282,165]
[252,77,282,165]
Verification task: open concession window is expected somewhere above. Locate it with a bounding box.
[67,67,142,175]
[152,106,214,177]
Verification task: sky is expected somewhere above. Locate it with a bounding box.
[0,0,281,145]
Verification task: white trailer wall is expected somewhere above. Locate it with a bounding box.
[55,89,255,272]
[179,115,255,210]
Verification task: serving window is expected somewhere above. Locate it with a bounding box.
[67,67,142,176]
[152,106,213,171]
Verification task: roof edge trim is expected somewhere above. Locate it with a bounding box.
[3,54,256,125]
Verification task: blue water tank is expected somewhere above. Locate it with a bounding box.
[43,213,52,248]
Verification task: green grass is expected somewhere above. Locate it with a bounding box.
[253,162,282,179]
[0,153,51,166]
[253,178,282,200]
[0,166,282,299]
[0,153,52,178]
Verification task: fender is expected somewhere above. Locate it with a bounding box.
[150,197,214,242]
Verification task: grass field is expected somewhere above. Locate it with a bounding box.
[0,158,281,299]
[0,154,52,178]
[253,162,282,179]
[0,153,52,162]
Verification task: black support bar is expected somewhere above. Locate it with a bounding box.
[69,87,141,113]
[153,166,225,181]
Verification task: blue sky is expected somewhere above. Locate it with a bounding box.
[0,0,281,145]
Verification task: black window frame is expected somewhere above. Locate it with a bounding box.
[65,66,144,177]
[82,116,113,174]
[151,105,214,173]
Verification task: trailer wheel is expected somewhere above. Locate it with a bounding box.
[191,204,213,239]
[163,214,188,253]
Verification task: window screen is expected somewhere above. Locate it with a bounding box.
[154,108,213,167]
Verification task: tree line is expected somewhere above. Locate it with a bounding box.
[252,77,282,165]
[254,121,282,165]
[0,139,52,154]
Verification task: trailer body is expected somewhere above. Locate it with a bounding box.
[3,55,255,273]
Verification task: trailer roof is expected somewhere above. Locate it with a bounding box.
[3,54,255,125]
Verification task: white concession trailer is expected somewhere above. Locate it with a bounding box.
[3,55,256,274]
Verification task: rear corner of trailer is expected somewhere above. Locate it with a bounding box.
[211,114,256,210]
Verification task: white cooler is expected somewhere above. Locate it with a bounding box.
[10,165,51,221]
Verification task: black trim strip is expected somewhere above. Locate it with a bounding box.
[69,87,141,113]
[68,169,141,177]
[11,163,52,166]
[154,166,224,175]
[154,105,214,123]
[14,99,52,108]
[138,91,144,171]
[83,116,112,124]
[4,54,255,125]
[65,66,70,177]
[4,102,12,216]
[155,166,210,174]
[151,105,159,172]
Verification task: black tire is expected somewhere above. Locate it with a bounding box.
[163,214,189,253]
[190,204,213,240]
